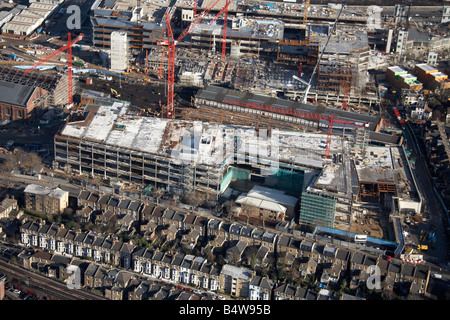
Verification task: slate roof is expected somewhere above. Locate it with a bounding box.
[0,80,36,106]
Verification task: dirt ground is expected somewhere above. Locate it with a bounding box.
[78,74,197,113]
[349,210,387,239]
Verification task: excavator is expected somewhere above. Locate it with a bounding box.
[110,88,121,98]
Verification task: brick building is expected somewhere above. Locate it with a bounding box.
[386,66,423,91]
[414,63,450,91]
[24,184,69,215]
[0,80,47,122]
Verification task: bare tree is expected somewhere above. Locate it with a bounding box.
[21,152,43,175]
[0,156,16,188]
[11,148,43,175]
[181,191,202,207]
[152,187,165,205]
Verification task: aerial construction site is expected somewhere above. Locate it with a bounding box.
[52,0,434,250]
[0,0,449,300]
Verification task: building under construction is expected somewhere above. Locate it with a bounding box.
[54,101,342,200]
[89,0,381,110]
[0,65,76,108]
[194,85,382,132]
[89,0,355,67]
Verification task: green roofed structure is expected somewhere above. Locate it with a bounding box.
[299,192,337,228]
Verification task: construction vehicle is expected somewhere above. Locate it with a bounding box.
[419,229,428,241]
[417,244,428,251]
[110,88,121,98]
[73,60,84,67]
[191,96,198,108]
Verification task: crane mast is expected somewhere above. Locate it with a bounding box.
[24,32,84,107]
[159,0,223,118]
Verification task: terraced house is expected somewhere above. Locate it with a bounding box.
[18,209,436,300]
[19,220,248,296]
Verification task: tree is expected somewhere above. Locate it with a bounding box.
[152,187,165,205]
[12,149,42,175]
[103,215,119,234]
[0,156,16,188]
[337,279,349,295]
[65,220,81,231]
[21,152,43,175]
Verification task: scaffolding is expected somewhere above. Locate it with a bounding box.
[276,37,319,66]
[316,60,358,94]
[110,31,129,72]
[352,128,369,159]
[0,65,75,106]
[299,191,337,228]
[161,106,273,129]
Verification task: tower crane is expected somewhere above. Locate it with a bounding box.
[293,74,334,158]
[342,79,350,110]
[290,1,349,157]
[222,0,230,59]
[24,32,84,107]
[210,0,231,59]
[158,0,223,118]
[292,75,310,94]
[303,0,310,25]
[158,48,166,79]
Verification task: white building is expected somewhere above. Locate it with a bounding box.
[110,31,128,72]
[394,4,407,24]
[427,51,438,65]
[396,29,408,55]
[441,6,450,24]
[1,12,43,37]
[0,3,56,37]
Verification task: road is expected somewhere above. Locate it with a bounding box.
[403,123,448,267]
[380,5,443,18]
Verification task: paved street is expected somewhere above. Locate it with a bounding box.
[404,123,448,267]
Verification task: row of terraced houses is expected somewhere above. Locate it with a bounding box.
[19,215,439,299]
[19,220,257,298]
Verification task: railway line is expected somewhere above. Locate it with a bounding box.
[0,258,106,300]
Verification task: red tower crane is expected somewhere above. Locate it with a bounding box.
[210,0,231,59]
[158,48,166,79]
[342,80,350,110]
[158,0,223,118]
[24,32,83,107]
[222,0,230,59]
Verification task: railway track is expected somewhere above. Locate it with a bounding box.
[0,259,106,300]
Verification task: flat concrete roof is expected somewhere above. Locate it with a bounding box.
[59,102,349,169]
